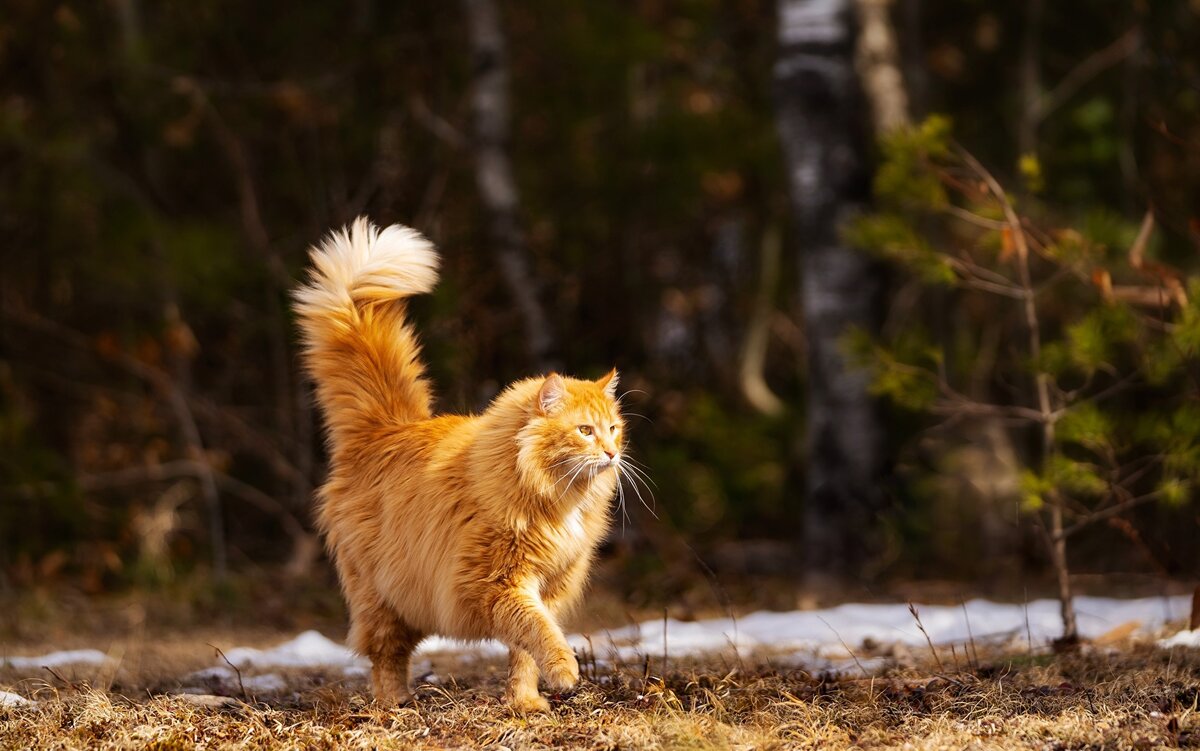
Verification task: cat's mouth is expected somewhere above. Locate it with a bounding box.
[594,456,619,471]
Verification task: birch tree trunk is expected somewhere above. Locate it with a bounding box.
[463,0,556,369]
[775,0,888,588]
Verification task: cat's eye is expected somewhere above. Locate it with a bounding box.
[610,424,619,433]
[578,425,593,436]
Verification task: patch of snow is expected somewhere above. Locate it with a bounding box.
[0,690,32,707]
[211,631,461,682]
[197,595,1191,683]
[3,649,110,670]
[571,596,1190,661]
[222,630,368,670]
[187,666,236,684]
[242,673,288,693]
[1159,629,1200,649]
[185,666,300,695]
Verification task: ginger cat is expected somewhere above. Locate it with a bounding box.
[294,218,627,712]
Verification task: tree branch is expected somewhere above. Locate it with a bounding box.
[1057,490,1162,540]
[1035,28,1140,123]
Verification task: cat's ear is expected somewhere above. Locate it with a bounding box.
[597,368,619,399]
[537,373,567,414]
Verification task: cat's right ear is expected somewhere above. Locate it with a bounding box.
[537,373,566,415]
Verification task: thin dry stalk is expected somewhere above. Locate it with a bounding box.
[208,644,246,699]
[907,602,944,672]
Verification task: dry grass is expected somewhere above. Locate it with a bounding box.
[4,635,1200,750]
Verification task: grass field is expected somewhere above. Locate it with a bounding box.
[4,630,1200,750]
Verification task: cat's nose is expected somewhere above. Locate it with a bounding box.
[604,449,616,459]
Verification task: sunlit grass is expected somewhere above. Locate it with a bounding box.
[3,634,1198,750]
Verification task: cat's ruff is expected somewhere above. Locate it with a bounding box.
[294,218,625,712]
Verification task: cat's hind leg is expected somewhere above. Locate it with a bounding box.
[505,647,550,713]
[367,618,423,706]
[346,584,424,705]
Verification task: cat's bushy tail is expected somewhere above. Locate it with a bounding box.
[293,217,439,441]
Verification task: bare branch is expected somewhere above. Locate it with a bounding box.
[944,205,1008,231]
[1036,28,1140,123]
[1057,490,1163,540]
[956,144,1077,642]
[410,96,467,150]
[71,460,309,543]
[930,400,1045,424]
[1128,210,1155,270]
[739,227,786,416]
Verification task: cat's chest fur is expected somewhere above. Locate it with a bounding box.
[562,507,586,541]
[521,499,606,582]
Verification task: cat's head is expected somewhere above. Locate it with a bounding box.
[516,370,625,498]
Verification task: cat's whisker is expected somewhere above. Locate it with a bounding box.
[618,466,658,519]
[619,463,657,496]
[550,459,586,492]
[558,461,586,487]
[620,411,654,425]
[615,469,630,534]
[621,456,659,488]
[619,470,657,518]
[619,460,657,495]
[556,460,591,502]
[622,466,657,515]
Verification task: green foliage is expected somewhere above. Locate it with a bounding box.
[873,116,952,211]
[1019,469,1048,511]
[1020,455,1107,511]
[1130,405,1200,499]
[1158,476,1190,507]
[1044,454,1108,498]
[1140,338,1182,386]
[862,114,1200,583]
[1169,285,1200,357]
[844,327,940,412]
[1018,153,1044,194]
[1057,403,1114,452]
[1063,303,1138,374]
[1135,404,1200,449]
[1079,210,1141,263]
[844,213,955,285]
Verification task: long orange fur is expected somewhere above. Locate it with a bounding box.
[293,218,626,711]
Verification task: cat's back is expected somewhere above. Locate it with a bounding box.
[321,414,476,515]
[374,413,483,500]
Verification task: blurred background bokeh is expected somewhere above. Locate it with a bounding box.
[3,0,1199,633]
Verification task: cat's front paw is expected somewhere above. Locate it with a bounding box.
[508,693,551,713]
[542,651,579,692]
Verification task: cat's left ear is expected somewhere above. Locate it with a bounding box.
[597,368,619,399]
[538,373,567,414]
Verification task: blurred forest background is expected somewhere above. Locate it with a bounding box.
[2,0,1200,622]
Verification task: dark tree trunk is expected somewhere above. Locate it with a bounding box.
[463,0,556,370]
[775,0,888,588]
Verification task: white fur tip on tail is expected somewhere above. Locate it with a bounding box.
[293,217,439,313]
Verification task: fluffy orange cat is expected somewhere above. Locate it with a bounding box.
[293,218,626,712]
